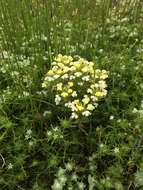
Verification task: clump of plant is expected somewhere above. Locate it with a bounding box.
[42,54,108,121]
[52,161,85,190]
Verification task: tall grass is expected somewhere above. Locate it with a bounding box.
[0,0,142,55]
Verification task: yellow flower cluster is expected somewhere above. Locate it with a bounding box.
[42,54,109,120]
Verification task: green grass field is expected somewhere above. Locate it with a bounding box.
[1,0,143,189]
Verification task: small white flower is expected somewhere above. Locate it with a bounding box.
[132,108,138,113]
[53,134,58,139]
[43,56,48,61]
[7,163,13,170]
[109,115,114,120]
[61,74,68,79]
[70,103,78,112]
[53,127,59,132]
[25,129,32,140]
[74,72,82,77]
[91,96,98,102]
[43,110,52,117]
[71,91,77,97]
[51,61,57,66]
[114,147,120,154]
[58,134,63,139]
[87,88,93,94]
[53,74,60,79]
[98,80,107,89]
[99,144,104,148]
[82,76,90,81]
[99,49,103,53]
[55,95,61,105]
[82,111,91,117]
[65,102,72,107]
[102,89,107,96]
[78,82,84,86]
[42,83,47,88]
[49,77,55,81]
[23,91,29,96]
[29,141,34,146]
[47,131,52,137]
[88,175,95,190]
[71,173,78,181]
[59,175,67,184]
[52,179,62,190]
[77,182,85,190]
[2,51,9,59]
[69,75,76,80]
[65,162,73,171]
[26,129,32,135]
[93,102,98,107]
[11,71,19,77]
[57,167,65,176]
[70,112,78,119]
[41,34,47,41]
[52,66,59,71]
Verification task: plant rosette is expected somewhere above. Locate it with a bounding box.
[42,54,109,122]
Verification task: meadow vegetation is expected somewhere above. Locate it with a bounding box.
[0,0,143,189]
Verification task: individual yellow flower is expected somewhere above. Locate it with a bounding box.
[73,100,84,111]
[82,96,90,105]
[74,100,84,111]
[68,56,73,62]
[95,69,101,74]
[42,82,47,88]
[67,89,73,94]
[62,55,73,64]
[73,99,79,105]
[68,82,74,87]
[74,62,81,69]
[57,62,64,68]
[89,61,94,66]
[82,66,90,73]
[48,70,54,75]
[91,84,98,89]
[63,66,69,73]
[52,66,59,71]
[100,74,108,79]
[95,91,104,97]
[57,69,63,74]
[56,83,63,91]
[71,66,76,71]
[87,88,93,94]
[61,92,69,97]
[79,58,85,64]
[77,105,84,111]
[87,104,95,111]
[100,70,108,79]
[55,54,63,62]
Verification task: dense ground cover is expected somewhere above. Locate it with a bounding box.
[1,0,143,189]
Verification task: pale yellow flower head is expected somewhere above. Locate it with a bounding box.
[42,54,109,120]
